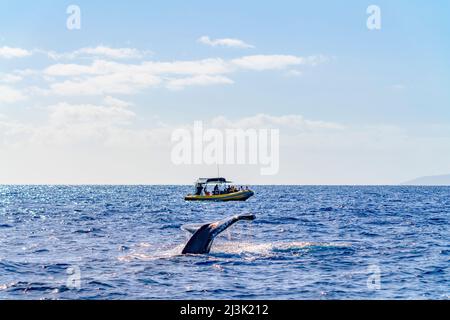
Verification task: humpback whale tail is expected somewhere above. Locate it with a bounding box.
[181,214,256,254]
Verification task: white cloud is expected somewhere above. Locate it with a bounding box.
[71,46,151,59]
[2,45,328,89]
[41,46,151,60]
[232,54,329,71]
[0,73,23,83]
[37,54,328,96]
[141,59,231,75]
[41,58,236,95]
[167,75,234,90]
[48,72,161,96]
[44,58,231,77]
[2,47,328,97]
[232,55,307,71]
[0,101,138,147]
[0,46,32,59]
[0,85,26,103]
[209,114,345,132]
[0,101,165,149]
[48,102,135,126]
[13,69,38,77]
[103,96,133,108]
[198,36,254,49]
[44,62,101,77]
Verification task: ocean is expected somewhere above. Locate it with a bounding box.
[0,185,448,299]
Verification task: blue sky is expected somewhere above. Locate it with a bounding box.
[0,1,449,184]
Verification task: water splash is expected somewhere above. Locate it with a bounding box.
[118,240,351,261]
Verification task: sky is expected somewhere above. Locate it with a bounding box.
[0,0,449,185]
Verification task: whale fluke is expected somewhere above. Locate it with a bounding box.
[181,214,256,254]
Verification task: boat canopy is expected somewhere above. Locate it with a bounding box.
[195,177,232,185]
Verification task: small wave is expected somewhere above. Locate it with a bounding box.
[118,244,185,262]
[32,248,50,254]
[77,215,96,221]
[87,280,115,289]
[73,227,102,234]
[2,281,69,294]
[159,224,179,230]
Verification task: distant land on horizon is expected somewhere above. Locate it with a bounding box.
[402,174,450,186]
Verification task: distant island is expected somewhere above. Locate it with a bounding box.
[402,174,450,186]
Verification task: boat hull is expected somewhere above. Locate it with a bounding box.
[185,190,254,202]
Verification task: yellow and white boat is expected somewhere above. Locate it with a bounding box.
[184,178,254,202]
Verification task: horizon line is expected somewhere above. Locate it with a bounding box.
[1,183,449,187]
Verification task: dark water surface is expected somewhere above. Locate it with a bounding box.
[0,185,448,299]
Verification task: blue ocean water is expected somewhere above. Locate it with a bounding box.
[0,185,448,300]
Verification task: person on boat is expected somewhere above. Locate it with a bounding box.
[213,184,219,195]
[196,184,203,196]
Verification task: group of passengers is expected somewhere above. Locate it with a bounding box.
[196,184,249,196]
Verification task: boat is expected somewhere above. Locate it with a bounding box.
[184,177,254,202]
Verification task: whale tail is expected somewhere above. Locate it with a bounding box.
[181,214,256,254]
